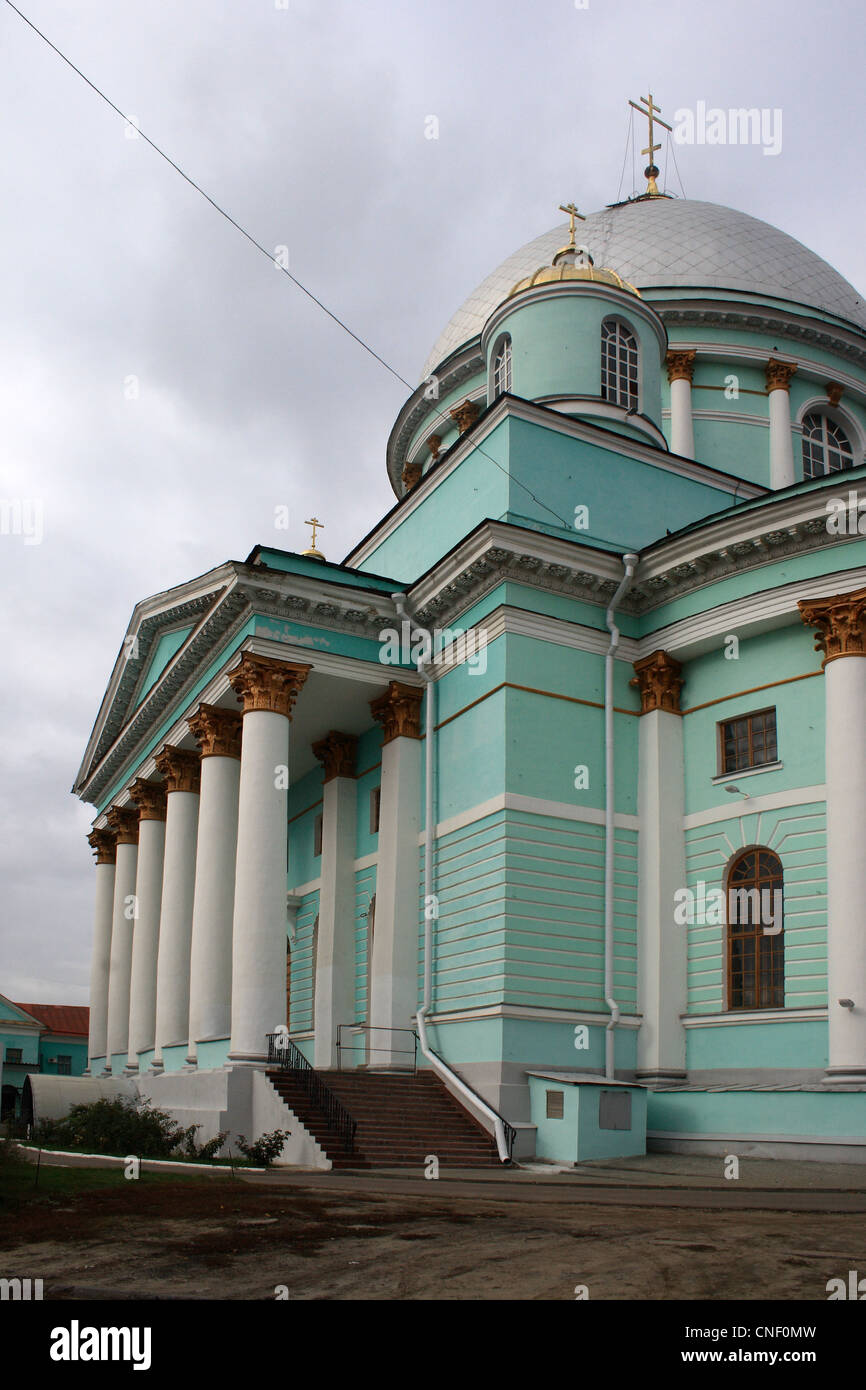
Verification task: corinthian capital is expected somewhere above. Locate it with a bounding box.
[228,653,311,718]
[130,778,168,821]
[370,681,424,743]
[105,805,140,845]
[665,349,696,384]
[798,587,866,666]
[188,703,243,759]
[312,730,358,782]
[449,398,480,434]
[88,828,117,864]
[766,358,797,393]
[154,745,201,794]
[630,649,684,715]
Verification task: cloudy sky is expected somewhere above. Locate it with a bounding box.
[2,0,865,1004]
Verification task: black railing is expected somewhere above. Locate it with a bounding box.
[425,1040,517,1161]
[335,1025,419,1072]
[266,1033,356,1153]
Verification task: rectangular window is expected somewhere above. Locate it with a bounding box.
[718,708,777,774]
[56,1055,72,1075]
[599,1090,632,1131]
[313,813,323,858]
[545,1089,564,1119]
[6,1048,22,1064]
[369,786,381,834]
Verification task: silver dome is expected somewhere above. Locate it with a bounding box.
[420,198,866,380]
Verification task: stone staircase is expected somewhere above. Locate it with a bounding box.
[267,1067,502,1169]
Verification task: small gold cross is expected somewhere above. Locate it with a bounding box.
[558,201,586,246]
[305,516,324,550]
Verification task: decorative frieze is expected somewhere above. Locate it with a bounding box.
[665,349,696,384]
[154,745,201,795]
[449,398,480,434]
[228,653,311,719]
[312,730,358,782]
[765,357,797,393]
[630,649,684,714]
[129,778,168,821]
[87,828,117,864]
[798,587,866,666]
[105,805,140,845]
[370,681,424,744]
[188,703,242,760]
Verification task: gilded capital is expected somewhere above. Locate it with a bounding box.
[154,745,201,794]
[88,828,117,865]
[766,358,797,393]
[130,778,168,821]
[401,461,422,492]
[228,653,311,718]
[370,681,424,743]
[105,805,140,845]
[449,398,480,434]
[630,649,684,715]
[798,587,866,666]
[312,730,358,782]
[665,349,696,385]
[188,702,242,759]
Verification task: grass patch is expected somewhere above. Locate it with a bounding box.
[0,1159,217,1208]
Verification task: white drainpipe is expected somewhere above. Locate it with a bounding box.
[603,554,639,1081]
[391,593,511,1162]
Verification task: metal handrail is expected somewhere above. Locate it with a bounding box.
[266,1033,356,1153]
[335,1025,419,1072]
[424,1038,517,1160]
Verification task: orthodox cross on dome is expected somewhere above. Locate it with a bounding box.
[628,91,672,197]
[558,201,586,247]
[303,516,325,559]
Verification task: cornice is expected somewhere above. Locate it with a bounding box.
[387,342,486,496]
[76,568,402,807]
[654,299,866,371]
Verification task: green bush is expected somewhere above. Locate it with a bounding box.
[232,1129,290,1167]
[33,1097,183,1158]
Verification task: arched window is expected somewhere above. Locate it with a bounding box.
[726,849,784,1010]
[802,412,854,478]
[492,336,512,398]
[601,319,639,410]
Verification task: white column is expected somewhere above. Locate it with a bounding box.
[125,781,167,1071]
[85,829,117,1072]
[666,350,695,458]
[369,682,423,1067]
[104,807,139,1072]
[766,358,797,489]
[228,654,311,1064]
[633,652,688,1083]
[186,705,242,1065]
[152,747,200,1070]
[800,588,866,1081]
[312,732,358,1068]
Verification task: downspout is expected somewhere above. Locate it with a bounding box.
[391,593,511,1162]
[603,553,639,1081]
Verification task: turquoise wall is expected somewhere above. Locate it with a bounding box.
[686,1019,826,1070]
[488,292,664,428]
[648,1086,866,1139]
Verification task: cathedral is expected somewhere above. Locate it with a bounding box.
[51,125,866,1166]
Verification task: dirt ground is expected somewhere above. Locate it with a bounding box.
[3,1154,865,1300]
